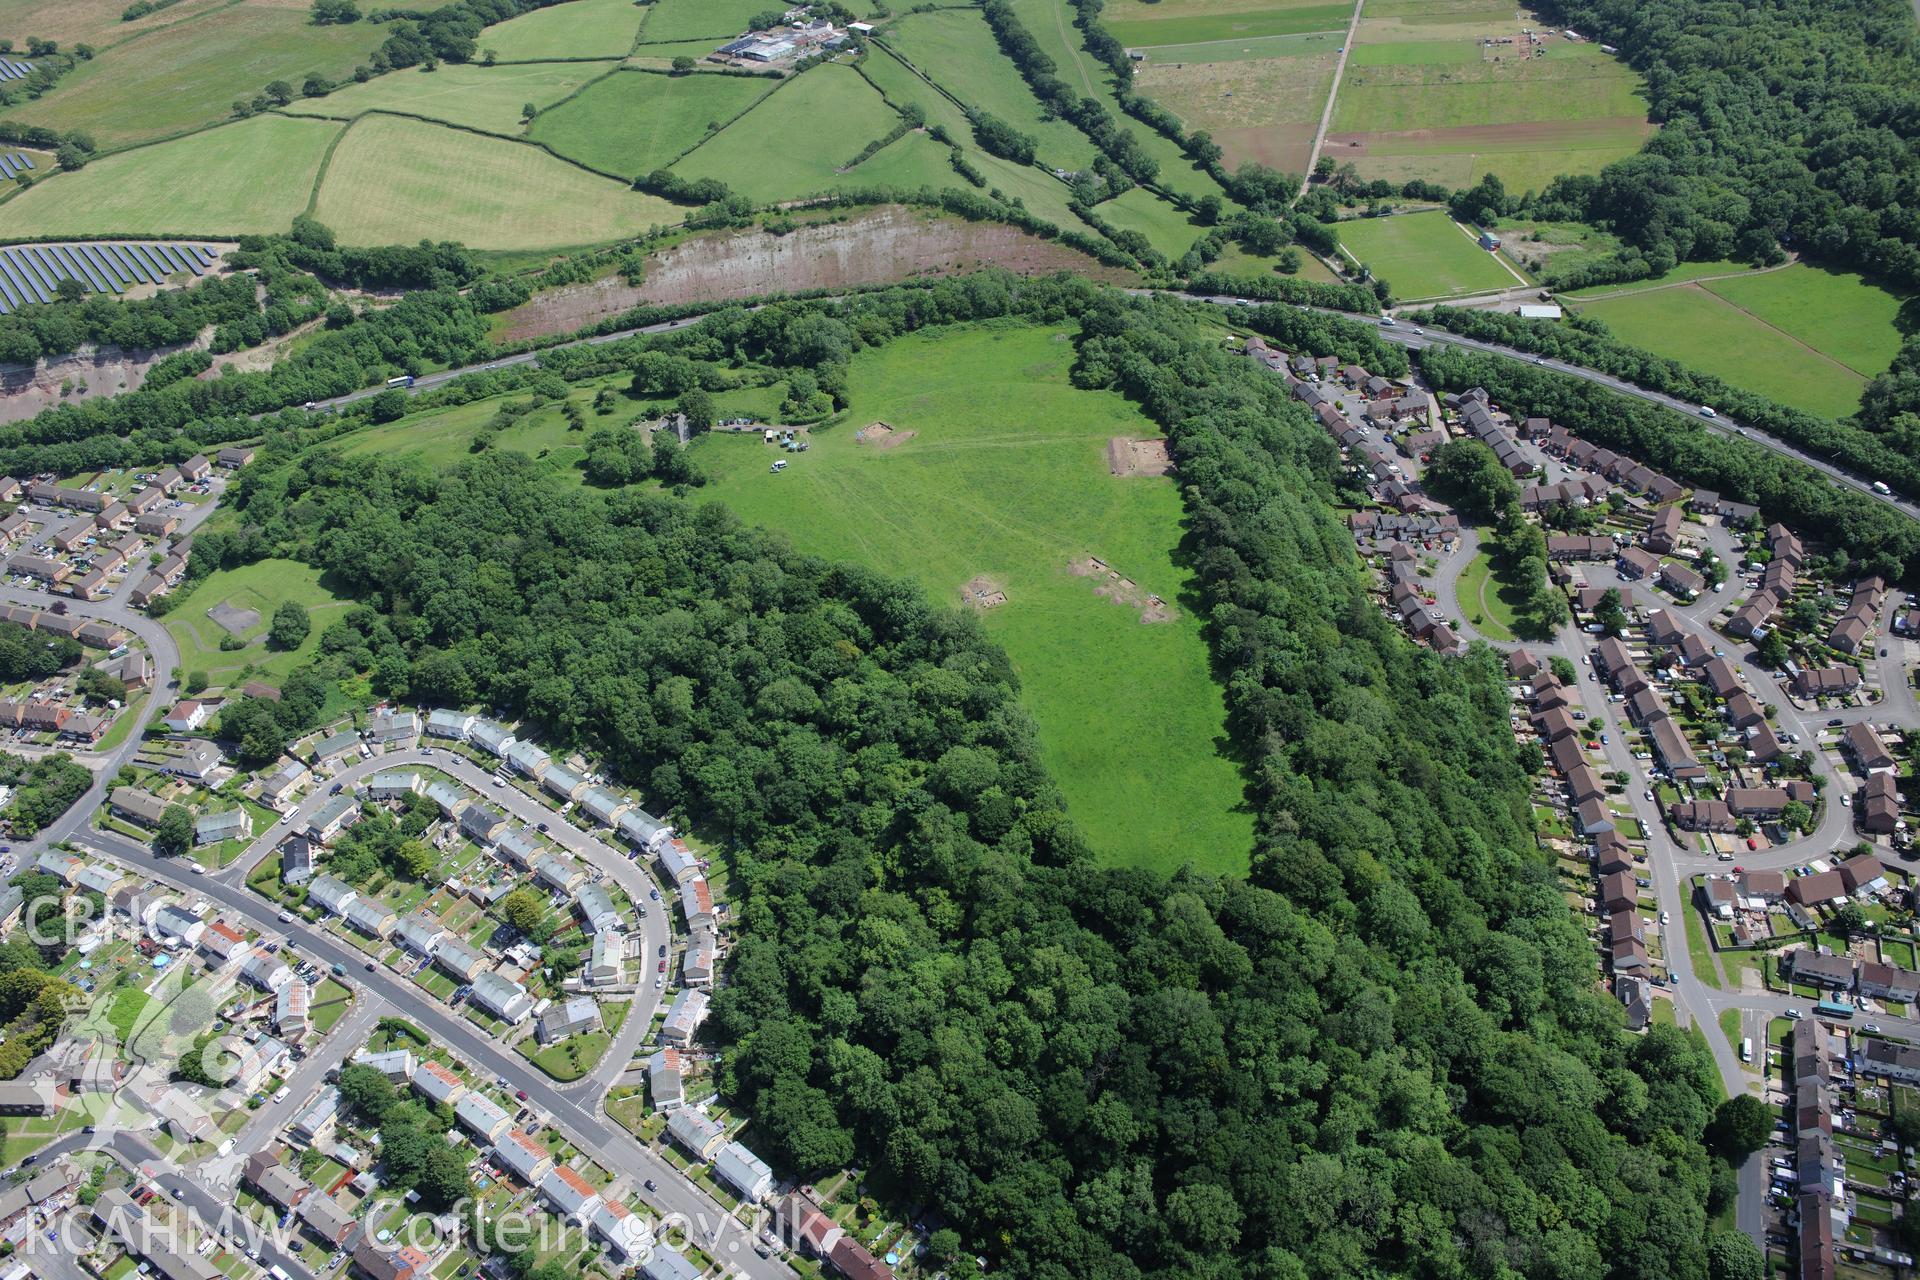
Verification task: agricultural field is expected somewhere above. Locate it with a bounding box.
[1103,0,1354,48]
[1096,186,1203,259]
[1325,10,1654,192]
[693,323,1254,875]
[1565,285,1874,419]
[639,0,778,42]
[0,114,342,237]
[529,68,776,178]
[0,0,233,48]
[843,130,962,190]
[884,8,1099,173]
[670,64,901,202]
[1700,264,1909,379]
[1134,42,1339,172]
[311,114,682,250]
[1337,210,1514,299]
[284,61,618,137]
[162,558,352,690]
[0,1,386,148]
[485,0,647,60]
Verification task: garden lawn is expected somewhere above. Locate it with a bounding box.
[161,558,353,690]
[693,323,1252,875]
[312,115,683,249]
[485,0,647,60]
[1701,264,1909,380]
[1566,285,1872,419]
[1337,211,1513,300]
[0,115,342,238]
[0,3,386,147]
[283,61,619,136]
[671,65,901,202]
[529,68,776,178]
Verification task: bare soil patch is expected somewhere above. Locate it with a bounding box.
[856,421,916,450]
[1107,437,1173,477]
[1068,556,1177,623]
[493,204,1137,344]
[960,575,1008,610]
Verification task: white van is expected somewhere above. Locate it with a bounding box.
[1740,1037,1753,1063]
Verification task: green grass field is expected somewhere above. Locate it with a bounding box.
[1350,39,1482,65]
[1136,30,1344,63]
[671,65,901,202]
[1561,260,1753,298]
[0,114,342,237]
[312,114,683,249]
[1332,49,1648,134]
[1107,3,1352,47]
[163,559,352,690]
[1135,50,1336,171]
[1701,264,1909,379]
[0,0,233,48]
[1567,285,1871,419]
[284,61,618,136]
[0,3,386,148]
[1097,186,1202,259]
[693,324,1253,874]
[529,68,775,178]
[1337,211,1513,299]
[1454,543,1523,642]
[639,0,776,41]
[485,0,647,60]
[844,130,963,190]
[886,8,1099,172]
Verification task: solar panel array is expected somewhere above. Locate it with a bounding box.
[0,61,34,82]
[0,153,35,179]
[0,242,223,315]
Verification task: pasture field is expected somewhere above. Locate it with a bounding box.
[627,38,739,66]
[965,151,1094,237]
[0,114,341,236]
[0,0,232,47]
[1134,30,1342,64]
[1701,265,1909,379]
[639,0,776,42]
[693,324,1254,874]
[0,2,385,147]
[1096,187,1202,259]
[844,131,962,190]
[1566,286,1870,419]
[670,65,900,202]
[163,559,352,689]
[485,0,645,60]
[1331,47,1648,134]
[530,69,774,177]
[1106,1,1353,48]
[886,8,1099,172]
[312,115,683,249]
[1135,51,1336,172]
[1560,260,1753,298]
[1337,211,1512,299]
[284,61,617,136]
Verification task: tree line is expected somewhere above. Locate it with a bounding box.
[211,272,1742,1280]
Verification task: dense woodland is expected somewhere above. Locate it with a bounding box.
[220,277,1741,1280]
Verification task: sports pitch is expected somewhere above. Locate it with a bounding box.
[694,324,1254,875]
[1337,211,1514,300]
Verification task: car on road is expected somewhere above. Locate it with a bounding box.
[649,889,660,901]
[330,963,346,977]
[329,783,342,795]
[1746,836,1758,850]
[658,960,667,973]
[1644,789,1653,801]
[1865,1023,1882,1034]
[644,1179,657,1193]
[1660,911,1669,924]
[1841,794,1851,807]
[278,911,293,923]
[1533,355,1546,365]
[515,1089,528,1101]
[364,961,376,971]
[191,863,206,875]
[1786,1008,1802,1020]
[658,944,667,957]
[1828,718,1843,727]
[1698,406,1717,418]
[536,822,547,832]
[1881,648,1889,657]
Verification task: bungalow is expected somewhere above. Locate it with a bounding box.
[537,996,601,1045]
[215,446,257,469]
[1786,949,1856,991]
[193,807,252,847]
[666,1109,726,1161]
[455,1090,513,1143]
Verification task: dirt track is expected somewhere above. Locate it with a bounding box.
[495,205,1136,344]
